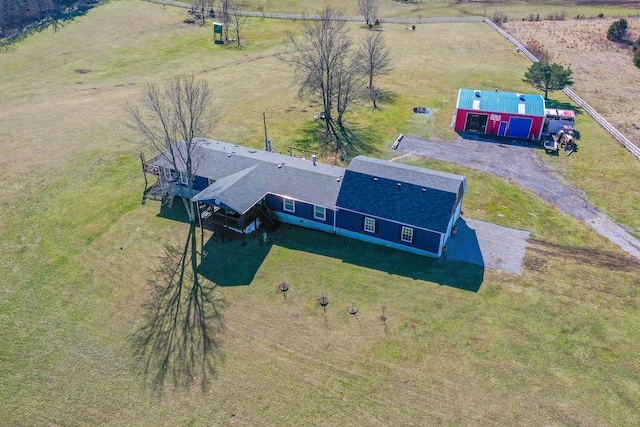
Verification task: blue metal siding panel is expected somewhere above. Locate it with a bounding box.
[193,176,209,191]
[264,194,334,226]
[507,117,532,138]
[336,209,441,254]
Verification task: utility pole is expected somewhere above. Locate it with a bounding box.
[263,110,271,152]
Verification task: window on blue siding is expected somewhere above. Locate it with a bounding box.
[283,197,295,213]
[401,226,414,243]
[314,205,326,221]
[364,217,376,233]
[180,171,188,185]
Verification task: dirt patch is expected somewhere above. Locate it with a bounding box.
[504,18,640,146]
[74,69,90,74]
[523,255,548,272]
[528,239,638,272]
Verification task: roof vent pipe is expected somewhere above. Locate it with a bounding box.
[397,183,401,189]
[373,177,378,183]
[474,90,481,98]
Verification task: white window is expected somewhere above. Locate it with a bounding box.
[401,226,414,243]
[314,205,326,221]
[364,217,376,233]
[163,167,173,180]
[283,197,295,213]
[180,171,188,185]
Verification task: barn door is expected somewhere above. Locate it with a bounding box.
[507,117,532,138]
[497,121,507,136]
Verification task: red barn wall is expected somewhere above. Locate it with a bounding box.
[454,109,544,139]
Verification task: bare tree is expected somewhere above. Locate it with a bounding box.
[192,0,214,26]
[126,75,214,224]
[282,7,365,161]
[335,51,363,126]
[218,0,231,43]
[357,0,379,27]
[283,7,356,129]
[228,0,247,47]
[126,75,222,391]
[357,31,392,108]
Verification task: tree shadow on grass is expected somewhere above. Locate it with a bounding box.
[199,233,273,286]
[375,89,400,109]
[132,226,225,394]
[293,120,380,163]
[277,226,484,292]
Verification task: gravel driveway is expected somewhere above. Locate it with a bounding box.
[445,218,530,275]
[398,135,640,262]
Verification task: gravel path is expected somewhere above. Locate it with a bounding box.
[445,218,530,275]
[398,135,640,262]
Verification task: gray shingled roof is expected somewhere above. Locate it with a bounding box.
[155,139,344,212]
[335,157,466,233]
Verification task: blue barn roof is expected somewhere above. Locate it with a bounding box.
[456,89,545,117]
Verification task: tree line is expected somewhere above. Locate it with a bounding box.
[0,0,97,38]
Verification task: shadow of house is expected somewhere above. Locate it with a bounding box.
[198,224,484,292]
[455,130,544,149]
[444,219,484,268]
[198,233,273,287]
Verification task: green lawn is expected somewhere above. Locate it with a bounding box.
[242,0,639,21]
[1,0,640,425]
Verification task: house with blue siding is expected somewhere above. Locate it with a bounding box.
[148,139,466,258]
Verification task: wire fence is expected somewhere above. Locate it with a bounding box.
[484,19,640,161]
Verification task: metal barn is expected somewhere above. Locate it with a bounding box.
[454,89,545,140]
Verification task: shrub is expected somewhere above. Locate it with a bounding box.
[634,49,640,68]
[492,11,508,27]
[607,19,628,43]
[598,13,604,18]
[633,36,640,53]
[525,41,551,62]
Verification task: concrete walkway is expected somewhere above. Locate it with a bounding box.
[398,135,640,262]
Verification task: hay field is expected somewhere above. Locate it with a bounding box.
[505,17,640,145]
[1,1,640,425]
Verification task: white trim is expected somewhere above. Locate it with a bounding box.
[275,211,335,234]
[401,226,414,243]
[162,167,173,180]
[314,205,327,221]
[283,197,295,213]
[364,217,376,233]
[336,206,444,236]
[336,228,440,259]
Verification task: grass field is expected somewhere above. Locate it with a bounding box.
[241,0,640,20]
[1,0,640,425]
